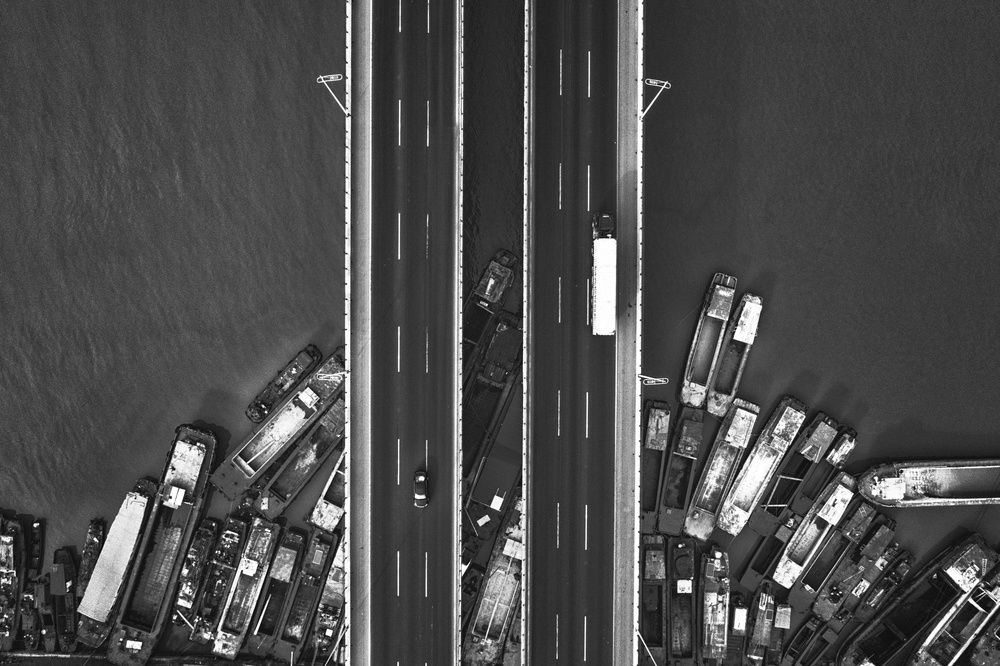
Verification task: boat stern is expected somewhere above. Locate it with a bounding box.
[683,509,716,542]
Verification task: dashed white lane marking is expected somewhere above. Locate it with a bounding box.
[397,212,401,260]
[558,162,562,210]
[396,326,401,372]
[425,327,429,373]
[396,551,400,597]
[588,50,591,98]
[584,615,588,661]
[559,48,563,96]
[555,613,560,661]
[556,389,561,437]
[587,163,591,211]
[398,0,402,32]
[426,100,430,147]
[558,277,562,324]
[556,502,560,549]
[585,391,590,438]
[397,99,402,146]
[585,504,589,550]
[397,438,400,485]
[425,551,428,598]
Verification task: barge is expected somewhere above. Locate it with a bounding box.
[212,351,346,502]
[0,519,23,652]
[253,394,347,520]
[462,249,518,379]
[172,518,218,629]
[740,512,802,593]
[246,529,305,657]
[38,577,55,652]
[788,426,856,517]
[77,519,106,601]
[838,533,999,666]
[656,407,704,536]
[717,396,807,537]
[970,603,1000,666]
[52,548,78,652]
[745,411,839,537]
[108,425,216,666]
[313,535,347,655]
[679,273,737,409]
[639,535,667,666]
[910,564,1000,666]
[308,454,347,533]
[725,593,748,666]
[787,499,878,612]
[19,579,40,650]
[25,518,43,580]
[859,459,1000,508]
[701,547,730,662]
[668,538,699,666]
[212,517,281,659]
[189,517,246,644]
[77,478,158,648]
[853,548,914,624]
[747,581,775,663]
[272,530,336,663]
[246,344,323,424]
[640,401,671,534]
[683,399,759,541]
[706,293,763,417]
[772,472,855,589]
[810,511,893,622]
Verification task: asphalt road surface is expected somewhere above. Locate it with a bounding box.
[526,1,621,663]
[366,0,460,663]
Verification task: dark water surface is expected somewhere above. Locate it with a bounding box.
[0,2,347,568]
[642,0,1000,624]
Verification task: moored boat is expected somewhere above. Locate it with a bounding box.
[246,529,305,657]
[246,344,323,424]
[212,351,346,502]
[172,518,219,629]
[656,407,704,536]
[860,459,1000,508]
[462,249,518,377]
[683,398,759,541]
[717,395,807,537]
[107,424,216,666]
[0,519,24,652]
[680,273,737,409]
[308,454,347,533]
[810,512,893,622]
[272,530,337,663]
[853,548,914,624]
[312,534,347,656]
[19,580,40,650]
[707,293,763,417]
[189,517,246,644]
[668,538,698,666]
[773,472,855,589]
[747,580,775,662]
[253,395,347,520]
[640,401,671,534]
[77,478,159,649]
[212,517,281,659]
[639,535,667,666]
[37,576,56,652]
[24,517,43,580]
[838,533,999,666]
[909,563,1000,666]
[77,518,106,601]
[702,547,730,661]
[51,548,78,652]
[725,593,748,666]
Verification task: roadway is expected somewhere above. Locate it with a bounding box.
[526,1,621,663]
[365,0,460,664]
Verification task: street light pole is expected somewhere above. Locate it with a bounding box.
[641,78,671,120]
[317,74,349,117]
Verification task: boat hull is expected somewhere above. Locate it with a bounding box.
[859,460,1000,508]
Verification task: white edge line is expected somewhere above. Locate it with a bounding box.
[454,0,466,663]
[521,0,534,662]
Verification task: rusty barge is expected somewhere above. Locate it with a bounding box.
[679,273,737,409]
[859,459,1000,508]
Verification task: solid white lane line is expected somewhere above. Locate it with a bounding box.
[555,614,559,661]
[425,552,428,598]
[556,502,560,549]
[398,99,402,146]
[425,213,429,258]
[558,162,562,210]
[396,551,400,596]
[584,615,588,661]
[425,327,429,373]
[585,391,590,438]
[588,50,591,98]
[396,326,401,372]
[558,277,562,324]
[559,48,563,96]
[587,164,591,211]
[585,504,589,550]
[426,100,430,147]
[397,438,401,485]
[557,389,561,437]
[397,212,401,260]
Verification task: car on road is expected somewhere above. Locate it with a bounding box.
[414,470,429,508]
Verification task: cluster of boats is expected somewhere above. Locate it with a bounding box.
[639,273,1000,666]
[0,344,349,664]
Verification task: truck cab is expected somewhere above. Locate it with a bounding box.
[593,212,616,239]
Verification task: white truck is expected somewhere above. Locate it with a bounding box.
[591,213,617,336]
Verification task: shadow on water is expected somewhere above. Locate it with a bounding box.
[189,388,238,471]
